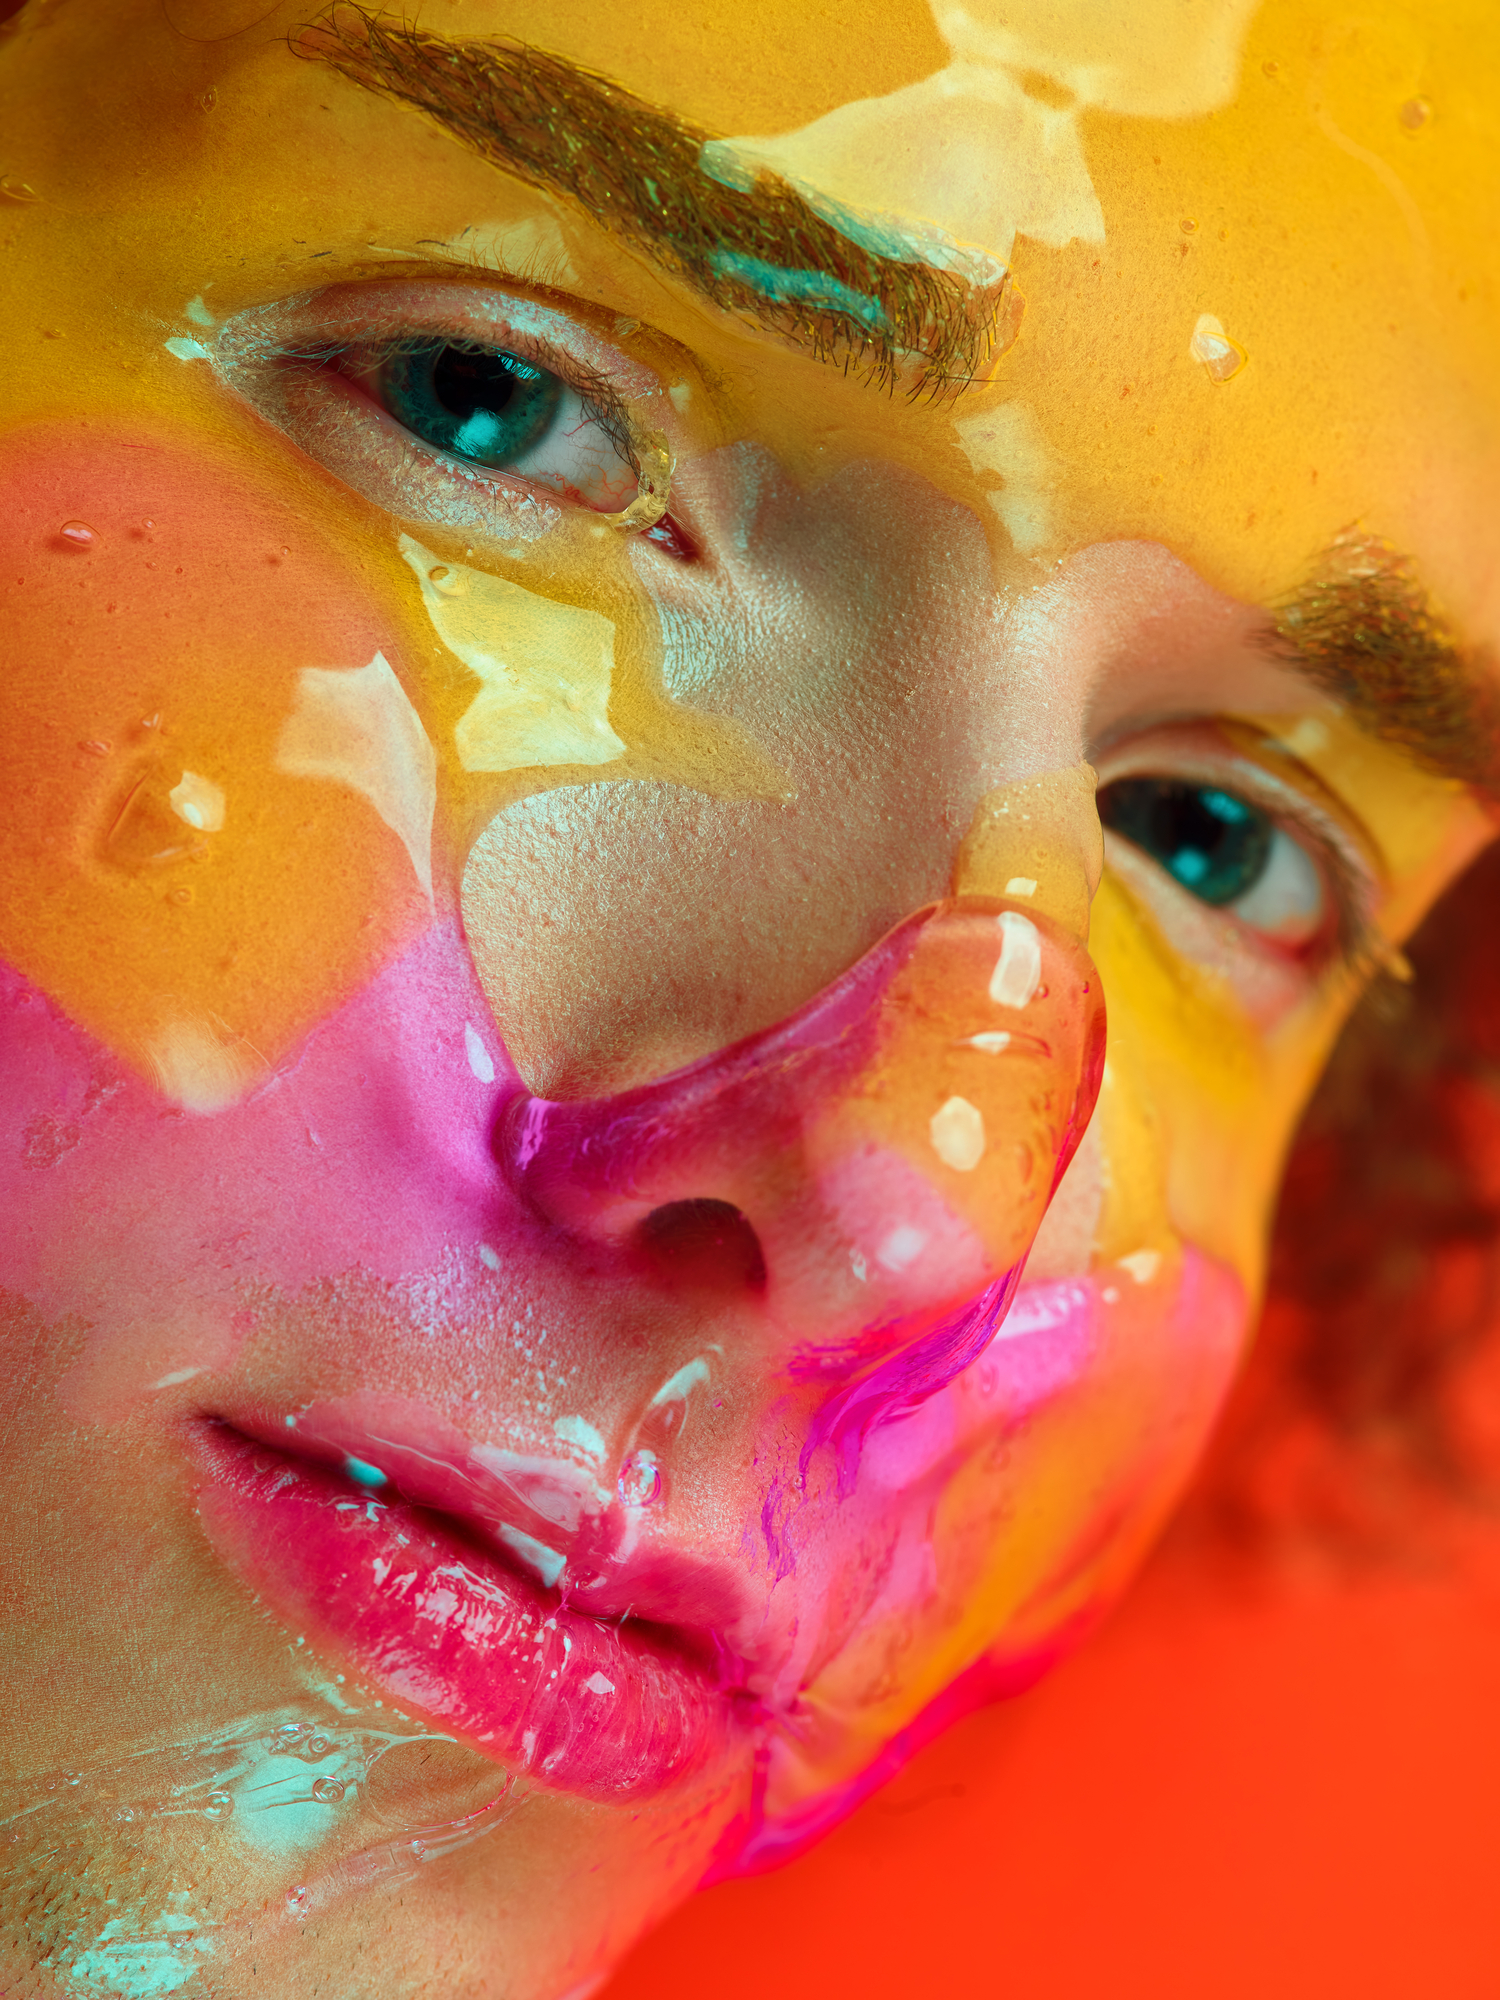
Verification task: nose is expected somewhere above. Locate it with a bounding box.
[497,896,1105,1386]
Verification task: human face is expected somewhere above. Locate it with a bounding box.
[1,1,1496,1995]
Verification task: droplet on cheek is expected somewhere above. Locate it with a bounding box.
[58,519,96,548]
[617,1447,662,1508]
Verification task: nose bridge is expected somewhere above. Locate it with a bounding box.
[498,896,1106,1384]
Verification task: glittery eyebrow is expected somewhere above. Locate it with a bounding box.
[1262,535,1500,802]
[294,4,1020,400]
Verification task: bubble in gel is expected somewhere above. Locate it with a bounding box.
[311,1777,345,1802]
[0,176,38,202]
[1399,95,1431,129]
[618,1448,662,1508]
[286,1885,311,1918]
[58,520,96,547]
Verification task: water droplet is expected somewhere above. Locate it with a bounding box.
[304,1733,332,1759]
[1180,217,1197,234]
[1189,313,1248,383]
[426,563,468,596]
[78,739,111,757]
[200,86,218,111]
[58,520,95,548]
[203,1788,234,1818]
[617,1447,662,1508]
[285,1884,311,1917]
[1261,58,1280,77]
[428,565,450,582]
[408,1838,428,1859]
[167,886,194,906]
[0,176,38,203]
[311,1777,345,1803]
[1399,95,1432,131]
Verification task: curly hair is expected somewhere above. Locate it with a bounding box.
[1191,837,1500,1559]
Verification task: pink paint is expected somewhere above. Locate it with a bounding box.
[2,871,1234,1834]
[0,922,511,1416]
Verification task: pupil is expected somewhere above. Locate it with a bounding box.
[1099,777,1273,906]
[384,342,563,467]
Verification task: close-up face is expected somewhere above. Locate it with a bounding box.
[2,1,1498,1994]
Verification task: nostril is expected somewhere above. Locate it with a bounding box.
[636,1199,767,1296]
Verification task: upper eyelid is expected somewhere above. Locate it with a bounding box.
[214,279,669,409]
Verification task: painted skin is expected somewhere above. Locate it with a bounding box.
[1,1,1498,1997]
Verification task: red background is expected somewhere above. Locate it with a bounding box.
[602,1504,1500,1998]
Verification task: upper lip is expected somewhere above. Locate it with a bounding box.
[201,1405,756,1684]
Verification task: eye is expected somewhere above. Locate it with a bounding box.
[380,342,564,469]
[1099,776,1327,946]
[346,337,638,514]
[212,283,690,549]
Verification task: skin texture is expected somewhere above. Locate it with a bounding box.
[0,2,1497,1997]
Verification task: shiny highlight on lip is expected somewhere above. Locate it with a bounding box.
[193,1424,750,1801]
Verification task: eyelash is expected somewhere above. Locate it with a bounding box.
[292,327,638,476]
[213,284,677,545]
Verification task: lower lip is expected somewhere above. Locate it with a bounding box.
[193,1428,736,1802]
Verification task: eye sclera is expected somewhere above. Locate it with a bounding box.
[1091,719,1383,966]
[213,276,677,539]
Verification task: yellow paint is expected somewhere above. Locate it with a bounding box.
[398,534,628,774]
[953,763,1102,938]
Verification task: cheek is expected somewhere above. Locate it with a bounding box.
[0,428,437,1094]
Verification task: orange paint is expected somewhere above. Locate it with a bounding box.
[0,429,436,1083]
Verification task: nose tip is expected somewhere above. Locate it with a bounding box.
[497,897,1105,1371]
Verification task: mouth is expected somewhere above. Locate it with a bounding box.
[190,1417,755,1803]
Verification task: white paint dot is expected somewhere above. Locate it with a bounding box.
[553,1413,607,1460]
[478,1243,501,1271]
[1117,1248,1161,1286]
[989,909,1042,1008]
[150,1365,206,1390]
[1004,876,1037,898]
[584,1671,616,1697]
[877,1225,928,1273]
[929,1095,986,1171]
[465,1023,496,1083]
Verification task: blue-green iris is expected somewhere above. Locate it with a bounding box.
[1100,778,1274,906]
[379,341,563,469]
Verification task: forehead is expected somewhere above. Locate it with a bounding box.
[7,0,1500,634]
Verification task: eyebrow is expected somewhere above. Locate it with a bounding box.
[1263,538,1500,802]
[296,5,1017,399]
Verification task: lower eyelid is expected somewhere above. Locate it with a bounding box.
[248,355,567,542]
